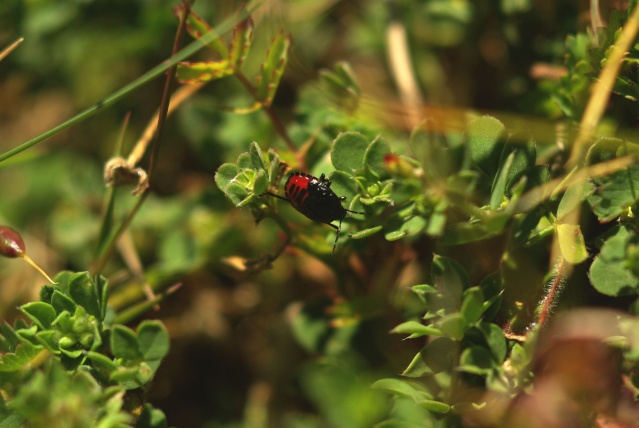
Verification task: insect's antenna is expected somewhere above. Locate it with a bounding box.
[260,191,289,202]
[346,209,366,215]
[332,219,342,254]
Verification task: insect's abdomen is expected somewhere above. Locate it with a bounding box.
[285,172,346,224]
[285,173,311,210]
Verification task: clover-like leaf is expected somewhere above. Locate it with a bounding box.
[586,137,639,222]
[466,116,507,177]
[137,321,170,361]
[111,325,142,361]
[68,272,101,319]
[364,135,391,178]
[214,163,239,192]
[51,290,76,315]
[589,224,639,296]
[331,132,369,172]
[20,302,56,330]
[249,141,268,171]
[225,182,250,206]
[0,341,41,374]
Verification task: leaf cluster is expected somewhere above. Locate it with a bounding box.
[0,272,170,428]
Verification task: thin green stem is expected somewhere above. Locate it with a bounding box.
[234,71,296,152]
[0,9,247,164]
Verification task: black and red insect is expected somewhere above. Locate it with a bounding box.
[263,171,364,253]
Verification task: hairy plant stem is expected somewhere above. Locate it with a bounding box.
[537,258,567,328]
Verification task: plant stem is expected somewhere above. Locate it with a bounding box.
[537,258,567,328]
[0,9,247,164]
[234,72,296,152]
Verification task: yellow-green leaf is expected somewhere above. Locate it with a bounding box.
[557,223,588,264]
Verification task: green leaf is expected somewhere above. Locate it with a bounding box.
[267,149,281,185]
[249,141,268,172]
[331,132,369,172]
[175,61,233,83]
[178,7,227,57]
[589,224,639,296]
[437,313,466,340]
[228,18,253,69]
[68,272,101,319]
[371,378,430,400]
[586,137,639,222]
[111,325,142,360]
[417,400,451,414]
[225,182,250,206]
[466,116,507,177]
[440,212,510,245]
[0,322,22,352]
[19,302,57,330]
[237,152,254,171]
[86,351,117,371]
[490,151,515,209]
[391,321,442,339]
[95,275,109,322]
[458,346,495,374]
[50,290,76,315]
[410,120,456,180]
[460,287,484,325]
[0,341,40,373]
[137,321,170,361]
[253,169,269,195]
[350,226,382,239]
[556,223,588,264]
[136,404,169,428]
[557,180,592,221]
[364,135,391,178]
[36,330,60,353]
[383,202,427,240]
[327,170,358,201]
[503,133,536,180]
[256,31,291,105]
[215,163,238,192]
[402,337,457,377]
[432,255,469,308]
[477,323,507,363]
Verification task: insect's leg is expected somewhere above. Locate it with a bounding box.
[327,220,341,254]
[260,191,289,202]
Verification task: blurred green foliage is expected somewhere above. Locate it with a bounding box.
[3,0,639,427]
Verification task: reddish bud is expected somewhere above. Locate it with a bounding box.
[384,153,419,178]
[0,226,26,258]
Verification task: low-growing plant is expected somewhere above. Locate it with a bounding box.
[4,1,639,427]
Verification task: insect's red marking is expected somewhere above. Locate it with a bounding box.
[285,173,311,209]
